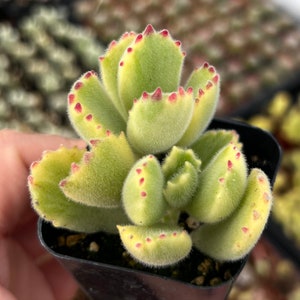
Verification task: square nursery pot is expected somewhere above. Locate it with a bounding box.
[38,118,281,300]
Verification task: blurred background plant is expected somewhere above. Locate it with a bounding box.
[0,4,104,136]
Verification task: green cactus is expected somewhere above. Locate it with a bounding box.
[28,25,273,268]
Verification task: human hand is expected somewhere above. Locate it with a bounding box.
[0,129,85,300]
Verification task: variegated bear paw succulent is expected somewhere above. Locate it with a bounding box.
[28,24,273,267]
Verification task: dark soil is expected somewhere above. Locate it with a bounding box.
[42,221,245,287]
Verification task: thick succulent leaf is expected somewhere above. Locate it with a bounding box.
[162,146,201,180]
[28,146,129,233]
[191,168,273,261]
[186,142,248,223]
[60,133,137,208]
[162,147,201,208]
[164,162,198,209]
[99,32,136,119]
[177,63,220,147]
[127,87,194,154]
[68,71,126,144]
[118,25,185,112]
[122,155,167,226]
[191,129,241,170]
[118,225,192,267]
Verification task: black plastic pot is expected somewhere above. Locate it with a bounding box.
[38,118,281,300]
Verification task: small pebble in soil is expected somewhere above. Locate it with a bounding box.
[88,241,100,252]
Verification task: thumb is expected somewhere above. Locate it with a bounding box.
[0,129,85,234]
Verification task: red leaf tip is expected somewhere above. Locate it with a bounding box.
[198,89,205,96]
[206,81,213,90]
[71,162,80,174]
[178,86,185,96]
[85,114,93,121]
[108,40,117,50]
[203,62,209,68]
[135,34,143,43]
[160,29,169,37]
[74,103,82,113]
[143,24,155,35]
[151,88,162,101]
[30,161,39,169]
[212,74,219,84]
[187,87,193,94]
[68,93,75,104]
[90,139,100,146]
[84,71,95,79]
[121,32,129,39]
[208,66,215,73]
[242,227,249,234]
[142,92,149,99]
[168,92,177,102]
[74,81,83,90]
[59,179,67,187]
[227,160,233,170]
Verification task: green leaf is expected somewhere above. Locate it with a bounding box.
[99,32,136,119]
[162,147,201,208]
[164,162,199,209]
[29,146,129,233]
[118,25,184,112]
[186,142,248,223]
[191,129,241,170]
[60,133,137,208]
[162,146,201,180]
[177,62,220,147]
[127,87,194,154]
[118,225,192,267]
[122,155,167,226]
[191,168,273,261]
[68,71,126,144]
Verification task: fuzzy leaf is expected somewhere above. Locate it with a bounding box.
[118,225,192,267]
[68,71,126,144]
[99,32,136,119]
[127,87,194,154]
[162,147,201,208]
[191,129,241,170]
[162,146,201,179]
[118,25,185,112]
[122,155,167,226]
[60,133,137,208]
[191,168,273,261]
[177,63,220,147]
[28,146,129,233]
[164,162,199,208]
[186,142,248,223]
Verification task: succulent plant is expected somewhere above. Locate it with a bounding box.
[0,6,105,136]
[248,91,300,249]
[28,25,273,267]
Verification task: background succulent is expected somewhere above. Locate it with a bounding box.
[0,5,104,136]
[247,91,300,248]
